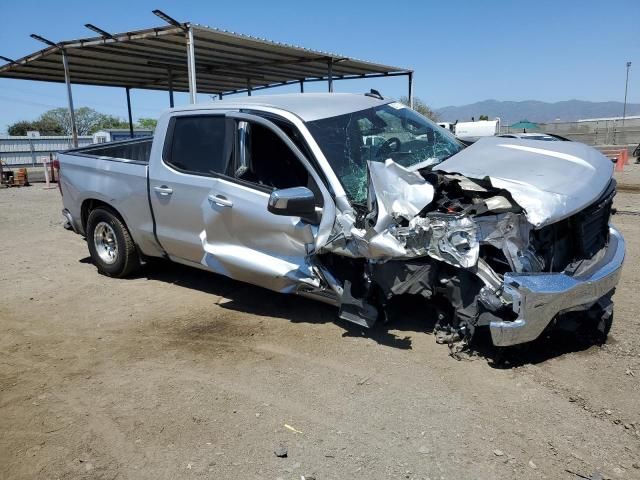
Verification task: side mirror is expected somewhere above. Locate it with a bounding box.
[268,186,316,217]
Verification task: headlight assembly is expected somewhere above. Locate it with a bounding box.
[427,215,479,268]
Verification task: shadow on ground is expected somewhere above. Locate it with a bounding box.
[81,256,610,363]
[464,328,607,369]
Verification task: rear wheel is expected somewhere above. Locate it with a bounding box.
[86,207,140,277]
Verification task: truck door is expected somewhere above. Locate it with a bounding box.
[150,111,335,293]
[198,112,335,293]
[148,113,232,264]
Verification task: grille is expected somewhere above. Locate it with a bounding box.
[530,180,615,272]
[571,185,614,259]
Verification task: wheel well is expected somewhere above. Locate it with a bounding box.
[81,199,124,233]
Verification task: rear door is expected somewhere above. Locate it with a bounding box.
[149,113,232,263]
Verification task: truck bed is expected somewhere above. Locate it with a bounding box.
[58,136,164,258]
[70,137,153,164]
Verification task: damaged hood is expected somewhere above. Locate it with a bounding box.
[434,137,614,227]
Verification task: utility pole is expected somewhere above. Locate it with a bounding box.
[622,61,631,128]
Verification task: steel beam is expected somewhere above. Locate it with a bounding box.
[186,26,198,104]
[84,24,115,39]
[61,26,184,49]
[61,50,78,147]
[226,70,411,96]
[126,87,134,138]
[327,58,333,92]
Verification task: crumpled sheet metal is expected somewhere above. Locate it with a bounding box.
[487,177,567,229]
[337,160,435,259]
[328,159,481,265]
[436,137,614,228]
[368,159,435,232]
[326,160,436,259]
[475,212,540,272]
[198,230,320,294]
[425,215,479,268]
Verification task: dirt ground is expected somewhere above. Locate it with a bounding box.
[1,185,639,480]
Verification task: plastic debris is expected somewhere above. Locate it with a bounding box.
[284,424,303,434]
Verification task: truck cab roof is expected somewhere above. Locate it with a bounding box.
[168,93,392,122]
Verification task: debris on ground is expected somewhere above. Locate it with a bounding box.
[274,445,288,458]
[284,424,303,434]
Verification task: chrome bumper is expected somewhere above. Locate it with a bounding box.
[489,227,625,347]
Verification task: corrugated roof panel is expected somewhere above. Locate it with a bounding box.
[0,23,410,96]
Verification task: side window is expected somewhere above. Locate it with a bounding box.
[165,116,227,176]
[232,121,315,192]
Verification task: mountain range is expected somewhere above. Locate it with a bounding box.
[435,99,640,124]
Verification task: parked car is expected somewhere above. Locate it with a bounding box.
[498,132,571,141]
[59,93,625,348]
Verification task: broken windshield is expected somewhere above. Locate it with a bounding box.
[307,102,463,204]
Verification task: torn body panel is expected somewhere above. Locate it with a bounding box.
[435,136,614,228]
[318,136,622,348]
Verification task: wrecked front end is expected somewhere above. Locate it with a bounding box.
[309,123,625,348]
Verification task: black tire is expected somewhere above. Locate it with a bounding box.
[86,207,140,278]
[595,311,613,345]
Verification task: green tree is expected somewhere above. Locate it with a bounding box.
[8,118,65,136]
[478,115,489,121]
[399,96,439,121]
[137,118,158,131]
[39,107,129,135]
[8,108,130,136]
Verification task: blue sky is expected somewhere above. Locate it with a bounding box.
[1,0,638,133]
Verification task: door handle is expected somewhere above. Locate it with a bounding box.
[208,194,233,207]
[153,185,173,196]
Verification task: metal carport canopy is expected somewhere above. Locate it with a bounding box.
[0,22,412,99]
[0,16,413,147]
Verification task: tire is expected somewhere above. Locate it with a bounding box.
[86,207,140,278]
[595,310,613,344]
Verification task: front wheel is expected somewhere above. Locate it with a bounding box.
[86,207,140,278]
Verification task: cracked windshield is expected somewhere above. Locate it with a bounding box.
[307,102,463,204]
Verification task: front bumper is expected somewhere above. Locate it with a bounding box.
[489,226,625,347]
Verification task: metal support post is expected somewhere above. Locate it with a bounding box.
[327,58,333,92]
[247,78,252,96]
[623,62,631,128]
[167,68,175,108]
[61,50,78,147]
[186,27,198,104]
[300,79,304,93]
[126,87,134,138]
[408,72,414,109]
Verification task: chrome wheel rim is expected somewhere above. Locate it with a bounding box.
[93,221,118,265]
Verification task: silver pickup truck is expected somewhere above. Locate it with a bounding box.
[59,93,625,348]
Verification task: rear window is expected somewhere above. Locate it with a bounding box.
[164,116,227,175]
